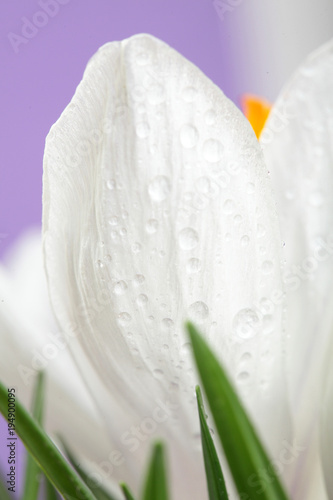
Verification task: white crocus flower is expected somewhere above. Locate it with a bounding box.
[1,34,332,500]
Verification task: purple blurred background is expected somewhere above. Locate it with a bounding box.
[1,0,333,497]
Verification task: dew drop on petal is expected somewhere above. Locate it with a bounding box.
[309,190,324,207]
[148,176,171,202]
[261,260,274,275]
[203,139,224,162]
[117,312,132,326]
[186,258,201,274]
[237,371,250,382]
[148,85,165,105]
[162,318,174,330]
[133,274,145,286]
[136,122,150,138]
[181,86,197,102]
[106,179,116,190]
[180,342,192,356]
[146,219,159,234]
[223,199,235,214]
[233,308,261,340]
[188,301,209,323]
[179,228,199,250]
[108,216,119,226]
[131,242,142,254]
[241,235,250,247]
[113,281,128,295]
[136,294,148,306]
[204,109,217,126]
[180,124,199,149]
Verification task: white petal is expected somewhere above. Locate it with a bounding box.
[261,39,333,500]
[43,34,291,497]
[0,230,112,473]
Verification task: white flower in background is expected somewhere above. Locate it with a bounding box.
[1,34,333,500]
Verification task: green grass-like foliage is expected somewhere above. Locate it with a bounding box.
[59,436,118,500]
[120,483,136,500]
[0,379,97,500]
[141,442,169,500]
[22,371,45,500]
[187,322,290,500]
[196,385,229,499]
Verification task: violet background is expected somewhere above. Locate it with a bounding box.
[0,1,244,497]
[1,0,333,498]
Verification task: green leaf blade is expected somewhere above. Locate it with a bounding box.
[196,385,228,500]
[23,371,45,500]
[120,483,136,500]
[187,322,290,500]
[142,442,169,500]
[59,436,119,500]
[0,380,97,500]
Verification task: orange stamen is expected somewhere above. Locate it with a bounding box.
[241,94,272,139]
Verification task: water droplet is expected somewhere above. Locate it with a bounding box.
[237,371,250,382]
[223,199,235,214]
[309,190,324,207]
[257,224,266,237]
[284,190,295,201]
[180,342,192,355]
[234,214,242,224]
[136,294,148,306]
[241,235,250,247]
[105,254,112,262]
[119,227,127,237]
[96,260,104,269]
[240,352,252,362]
[203,139,224,162]
[233,309,261,340]
[186,258,201,274]
[153,368,164,378]
[137,52,149,65]
[262,260,273,275]
[113,281,128,295]
[148,85,165,105]
[148,176,171,202]
[179,228,199,250]
[162,318,174,329]
[247,182,255,194]
[136,122,150,138]
[108,216,119,226]
[117,312,132,326]
[106,179,116,190]
[131,242,142,254]
[204,109,217,126]
[146,219,159,234]
[188,301,209,323]
[133,274,145,286]
[181,86,197,102]
[180,124,199,148]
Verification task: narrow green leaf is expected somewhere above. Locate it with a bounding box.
[23,371,45,500]
[0,380,97,500]
[58,436,119,500]
[0,476,12,500]
[196,385,229,500]
[187,322,290,500]
[45,476,59,500]
[141,442,169,500]
[120,483,136,500]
